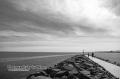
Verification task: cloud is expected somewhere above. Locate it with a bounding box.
[0,0,120,40]
[0,0,75,36]
[103,0,120,16]
[0,30,61,42]
[0,0,120,51]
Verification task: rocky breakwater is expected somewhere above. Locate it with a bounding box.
[26,55,118,79]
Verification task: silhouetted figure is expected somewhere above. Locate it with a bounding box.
[92,53,94,57]
[83,50,84,55]
[88,53,89,57]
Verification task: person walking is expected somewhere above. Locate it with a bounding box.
[88,53,89,57]
[92,52,94,57]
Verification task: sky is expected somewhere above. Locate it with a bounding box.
[0,0,120,52]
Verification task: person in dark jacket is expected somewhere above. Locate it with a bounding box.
[88,53,89,57]
[92,53,94,57]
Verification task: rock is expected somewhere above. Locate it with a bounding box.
[31,76,52,79]
[55,71,69,77]
[80,70,90,76]
[27,55,117,79]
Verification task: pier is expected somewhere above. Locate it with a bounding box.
[88,56,120,78]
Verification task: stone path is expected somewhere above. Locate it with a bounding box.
[88,56,120,78]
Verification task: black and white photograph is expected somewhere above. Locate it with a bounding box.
[0,0,120,79]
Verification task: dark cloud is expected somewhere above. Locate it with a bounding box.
[77,24,107,33]
[104,0,120,16]
[0,0,75,36]
[0,0,114,38]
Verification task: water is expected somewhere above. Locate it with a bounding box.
[0,52,77,58]
[0,52,76,79]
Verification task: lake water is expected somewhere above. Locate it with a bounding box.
[0,52,76,79]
